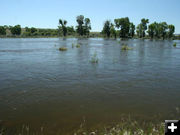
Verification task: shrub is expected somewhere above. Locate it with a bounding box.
[76,44,81,48]
[121,44,132,50]
[90,52,98,63]
[59,47,67,51]
[173,43,177,47]
[72,43,75,48]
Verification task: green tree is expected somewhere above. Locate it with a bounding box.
[59,19,67,36]
[159,22,168,40]
[67,26,75,35]
[76,15,91,36]
[168,25,175,38]
[114,17,130,38]
[102,20,111,38]
[110,23,117,39]
[129,23,135,37]
[0,26,6,35]
[148,23,155,39]
[136,24,143,38]
[154,22,160,38]
[76,15,84,36]
[84,18,91,36]
[10,25,21,35]
[30,27,37,34]
[141,18,149,37]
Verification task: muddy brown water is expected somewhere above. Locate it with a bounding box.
[0,38,180,134]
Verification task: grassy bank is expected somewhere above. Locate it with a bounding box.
[0,120,164,135]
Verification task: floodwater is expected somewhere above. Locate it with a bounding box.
[0,38,180,134]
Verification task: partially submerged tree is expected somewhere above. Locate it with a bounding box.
[159,22,168,40]
[114,17,130,38]
[59,19,67,36]
[147,23,155,39]
[76,15,91,36]
[102,20,111,38]
[84,18,91,36]
[129,23,135,38]
[147,22,175,39]
[110,23,117,39]
[168,24,175,39]
[141,18,149,37]
[137,18,149,38]
[76,15,84,36]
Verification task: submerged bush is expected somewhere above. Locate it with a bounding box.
[59,47,67,51]
[121,44,132,50]
[173,42,177,47]
[90,52,98,63]
[72,43,75,48]
[76,43,81,48]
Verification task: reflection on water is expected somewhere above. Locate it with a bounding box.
[0,38,180,134]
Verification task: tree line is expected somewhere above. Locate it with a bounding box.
[102,18,175,39]
[0,15,176,39]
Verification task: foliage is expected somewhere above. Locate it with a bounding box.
[114,17,130,38]
[137,18,149,38]
[76,15,91,36]
[102,20,111,38]
[76,44,81,48]
[147,22,175,39]
[90,52,98,63]
[23,27,38,36]
[75,121,164,135]
[129,23,135,38]
[168,25,175,38]
[59,47,67,51]
[173,42,177,47]
[0,26,6,35]
[67,26,75,35]
[121,44,132,50]
[59,19,67,36]
[147,23,155,39]
[9,25,21,35]
[72,43,75,48]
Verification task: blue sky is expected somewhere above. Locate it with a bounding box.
[0,0,180,33]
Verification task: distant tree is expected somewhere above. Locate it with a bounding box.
[30,27,37,34]
[59,19,67,36]
[168,24,175,38]
[129,23,135,37]
[141,18,149,37]
[148,23,155,39]
[76,15,84,36]
[0,26,6,35]
[67,26,75,35]
[114,17,130,38]
[136,24,143,38]
[102,20,111,38]
[153,22,160,38]
[159,22,168,40]
[9,25,21,35]
[110,23,117,39]
[84,18,91,36]
[76,15,91,36]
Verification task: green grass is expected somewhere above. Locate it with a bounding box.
[90,52,98,63]
[74,120,164,135]
[121,44,133,51]
[173,42,177,47]
[72,43,75,48]
[59,47,67,51]
[76,44,81,48]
